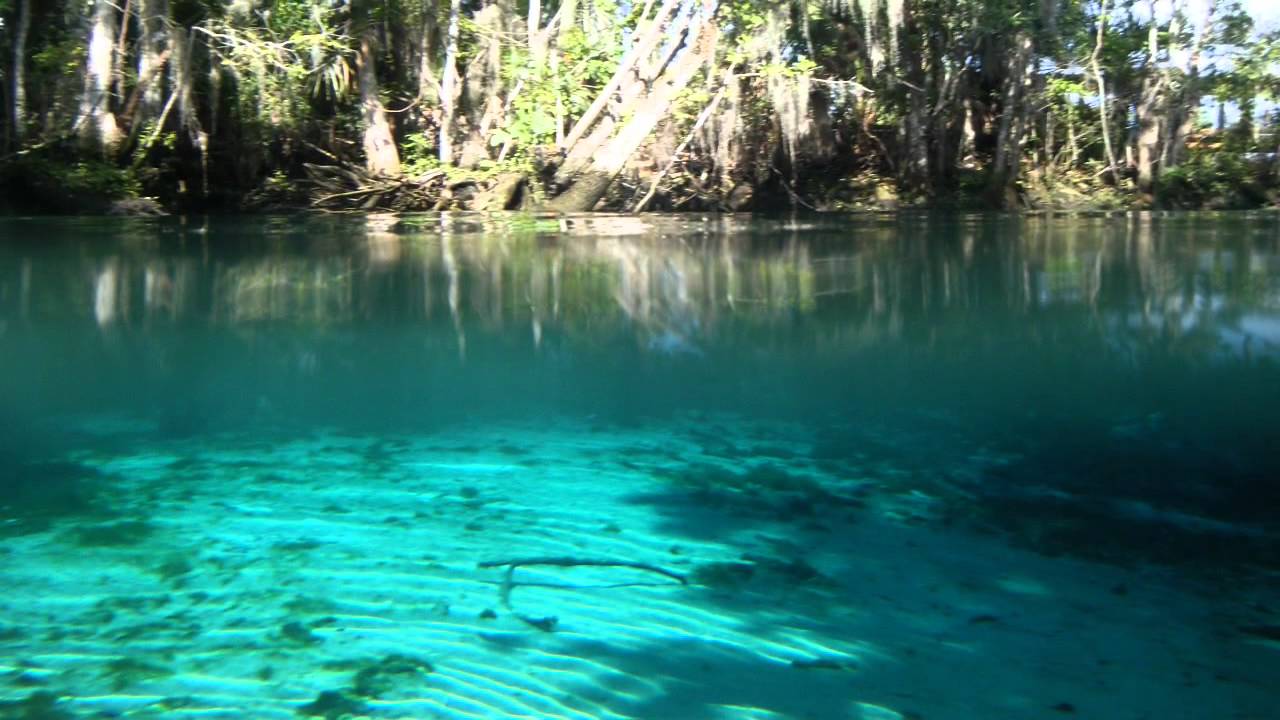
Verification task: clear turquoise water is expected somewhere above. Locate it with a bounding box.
[1,213,1278,719]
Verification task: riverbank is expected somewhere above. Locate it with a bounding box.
[5,148,1279,216]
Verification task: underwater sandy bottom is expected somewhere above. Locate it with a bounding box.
[2,416,1277,720]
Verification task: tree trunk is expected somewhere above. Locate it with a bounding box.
[900,20,929,191]
[170,27,195,133]
[416,2,440,101]
[439,0,462,164]
[1091,0,1120,185]
[460,1,511,167]
[10,0,30,145]
[77,0,123,154]
[357,32,401,176]
[111,0,132,104]
[555,5,692,185]
[558,0,681,155]
[547,13,718,212]
[170,26,208,195]
[137,0,168,119]
[528,0,543,58]
[1135,21,1163,199]
[988,30,1033,206]
[1166,0,1216,168]
[1135,76,1161,198]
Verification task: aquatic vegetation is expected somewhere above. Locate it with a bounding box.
[658,460,849,524]
[279,622,322,646]
[0,691,76,720]
[6,671,45,688]
[70,520,153,547]
[790,657,857,671]
[273,539,324,553]
[975,433,1280,567]
[155,556,193,581]
[295,690,366,720]
[102,656,173,691]
[350,655,435,698]
[690,561,757,590]
[94,594,171,613]
[283,596,339,615]
[0,460,109,538]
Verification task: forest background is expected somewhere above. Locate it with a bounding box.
[2,0,1279,214]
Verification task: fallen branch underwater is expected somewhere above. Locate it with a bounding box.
[477,557,688,632]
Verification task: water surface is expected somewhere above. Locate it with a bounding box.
[1,213,1278,719]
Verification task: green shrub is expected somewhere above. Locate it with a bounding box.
[1,150,143,213]
[1157,151,1273,209]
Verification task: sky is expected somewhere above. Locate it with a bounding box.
[1178,0,1278,30]
[1233,0,1278,29]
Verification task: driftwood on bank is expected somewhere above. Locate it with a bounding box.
[301,164,527,212]
[305,164,447,211]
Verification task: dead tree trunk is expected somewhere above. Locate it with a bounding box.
[558,0,682,156]
[546,12,718,212]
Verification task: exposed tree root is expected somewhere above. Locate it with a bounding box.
[300,164,531,212]
[304,164,449,211]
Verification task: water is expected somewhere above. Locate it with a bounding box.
[1,213,1278,719]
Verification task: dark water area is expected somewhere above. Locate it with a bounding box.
[1,212,1279,719]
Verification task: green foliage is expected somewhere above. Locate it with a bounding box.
[5,155,141,202]
[31,38,85,77]
[202,2,356,135]
[401,133,440,177]
[6,0,1279,212]
[1157,150,1273,209]
[493,22,620,156]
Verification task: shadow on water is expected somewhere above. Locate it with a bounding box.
[558,638,876,720]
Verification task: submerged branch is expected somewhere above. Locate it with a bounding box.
[477,557,688,585]
[477,557,687,633]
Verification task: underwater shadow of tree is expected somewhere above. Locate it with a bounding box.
[617,463,891,658]
[0,456,117,538]
[623,461,867,542]
[557,635,894,720]
[972,431,1280,569]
